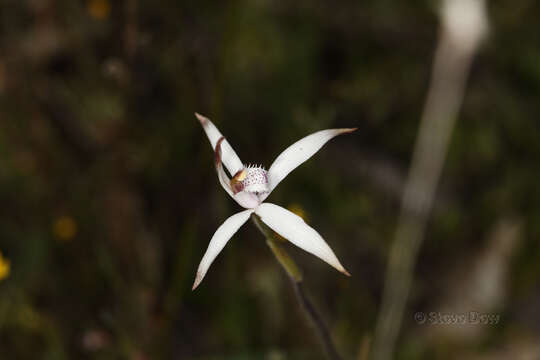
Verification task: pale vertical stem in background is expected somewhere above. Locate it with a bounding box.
[370,1,489,359]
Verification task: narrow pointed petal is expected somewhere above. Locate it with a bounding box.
[192,209,254,290]
[262,128,357,200]
[196,113,244,176]
[255,203,350,276]
[214,137,234,198]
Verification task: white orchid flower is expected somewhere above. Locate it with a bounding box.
[192,113,356,290]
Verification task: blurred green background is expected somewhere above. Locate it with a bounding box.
[1,0,539,359]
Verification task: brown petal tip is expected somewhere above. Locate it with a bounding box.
[341,127,358,134]
[342,269,351,277]
[192,272,202,291]
[195,112,208,125]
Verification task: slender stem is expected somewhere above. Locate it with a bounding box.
[251,214,343,360]
[292,281,344,360]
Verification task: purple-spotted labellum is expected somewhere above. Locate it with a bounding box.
[192,113,356,290]
[231,165,269,195]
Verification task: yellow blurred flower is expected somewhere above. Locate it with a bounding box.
[53,216,78,242]
[288,203,308,222]
[0,251,10,281]
[88,0,111,20]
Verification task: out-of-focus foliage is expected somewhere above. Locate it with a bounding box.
[0,0,539,359]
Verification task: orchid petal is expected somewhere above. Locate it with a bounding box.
[214,137,234,198]
[233,192,261,209]
[262,128,357,200]
[255,203,350,276]
[196,113,244,176]
[192,209,254,290]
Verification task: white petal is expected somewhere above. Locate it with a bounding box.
[214,137,234,198]
[192,209,254,290]
[255,203,350,276]
[233,192,261,209]
[196,113,244,176]
[262,128,357,201]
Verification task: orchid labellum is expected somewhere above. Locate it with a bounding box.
[193,113,356,290]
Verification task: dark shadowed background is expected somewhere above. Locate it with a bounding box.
[1,0,539,359]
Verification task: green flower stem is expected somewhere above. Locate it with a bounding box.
[250,214,343,360]
[251,214,302,282]
[265,239,303,282]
